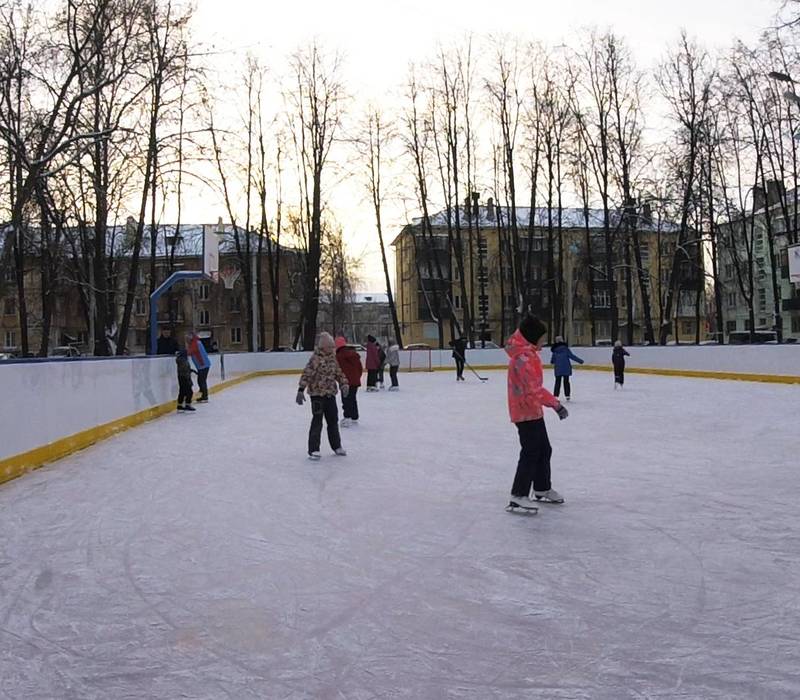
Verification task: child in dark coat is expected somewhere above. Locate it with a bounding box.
[612,341,630,389]
[176,349,196,412]
[550,336,584,401]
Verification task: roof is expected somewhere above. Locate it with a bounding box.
[392,205,679,246]
[353,292,389,304]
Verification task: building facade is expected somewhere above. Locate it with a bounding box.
[715,184,800,343]
[392,202,706,347]
[0,225,304,356]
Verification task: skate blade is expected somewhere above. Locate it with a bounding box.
[534,497,564,504]
[505,502,538,514]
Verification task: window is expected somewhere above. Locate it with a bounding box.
[3,297,15,316]
[592,289,611,308]
[453,295,462,310]
[137,268,146,285]
[134,298,147,316]
[505,295,514,310]
[755,235,764,251]
[727,292,737,308]
[231,327,242,344]
[228,295,242,313]
[759,318,768,328]
[725,263,734,279]
[596,321,611,339]
[4,330,16,347]
[572,322,584,338]
[3,267,14,283]
[726,320,737,333]
[639,243,650,268]
[682,321,693,335]
[758,288,767,312]
[478,294,490,315]
[756,256,765,268]
[792,317,800,333]
[199,284,210,301]
[199,309,210,326]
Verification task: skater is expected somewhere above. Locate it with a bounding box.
[612,340,630,389]
[335,336,362,427]
[386,341,400,391]
[450,336,468,381]
[550,336,584,401]
[296,332,350,460]
[175,348,196,412]
[506,316,569,510]
[377,342,387,389]
[365,334,380,391]
[187,331,211,403]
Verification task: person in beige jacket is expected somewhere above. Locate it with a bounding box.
[296,332,350,460]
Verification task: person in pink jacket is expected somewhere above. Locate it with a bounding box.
[506,316,569,510]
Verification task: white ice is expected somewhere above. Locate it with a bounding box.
[1,369,800,699]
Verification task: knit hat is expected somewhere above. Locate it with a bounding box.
[319,332,335,351]
[554,335,564,344]
[367,334,376,343]
[519,315,547,345]
[335,336,347,350]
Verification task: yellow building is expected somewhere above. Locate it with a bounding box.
[392,201,705,347]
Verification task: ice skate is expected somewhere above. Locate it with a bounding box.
[566,396,571,401]
[183,405,196,412]
[533,488,564,504]
[340,418,352,428]
[388,386,399,392]
[177,404,185,412]
[506,494,538,514]
[197,398,209,404]
[351,419,359,426]
[308,452,321,461]
[334,448,347,456]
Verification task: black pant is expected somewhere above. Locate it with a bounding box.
[177,376,193,405]
[342,386,359,420]
[554,375,571,398]
[308,395,341,454]
[614,365,625,385]
[455,357,465,379]
[197,367,209,399]
[389,365,399,387]
[511,419,552,496]
[367,369,378,388]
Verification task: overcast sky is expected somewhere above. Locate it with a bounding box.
[189,0,780,289]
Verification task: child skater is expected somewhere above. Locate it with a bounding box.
[335,336,362,427]
[386,341,400,391]
[550,335,584,401]
[612,340,630,389]
[506,316,569,510]
[296,332,350,461]
[175,349,196,412]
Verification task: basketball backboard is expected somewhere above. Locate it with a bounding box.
[202,222,220,281]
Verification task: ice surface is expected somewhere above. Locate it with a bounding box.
[1,370,799,699]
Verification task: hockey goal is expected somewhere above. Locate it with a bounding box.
[406,343,433,372]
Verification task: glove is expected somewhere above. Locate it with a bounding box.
[295,390,305,406]
[555,403,569,420]
[341,386,349,398]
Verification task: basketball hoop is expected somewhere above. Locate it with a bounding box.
[219,265,241,290]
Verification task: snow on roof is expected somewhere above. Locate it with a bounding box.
[353,292,389,304]
[407,205,679,234]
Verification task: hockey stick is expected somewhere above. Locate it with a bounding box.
[454,351,488,382]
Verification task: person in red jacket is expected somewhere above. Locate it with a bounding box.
[506,316,569,510]
[336,336,363,426]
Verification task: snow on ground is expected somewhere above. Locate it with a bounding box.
[1,368,799,699]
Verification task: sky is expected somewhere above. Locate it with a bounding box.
[189,0,780,289]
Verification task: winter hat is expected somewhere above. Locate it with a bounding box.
[367,334,376,343]
[519,315,547,345]
[614,340,623,348]
[335,336,347,350]
[319,332,335,351]
[554,335,564,344]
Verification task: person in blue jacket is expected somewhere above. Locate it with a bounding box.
[550,336,584,401]
[187,331,212,403]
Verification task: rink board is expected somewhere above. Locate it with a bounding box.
[1,345,800,486]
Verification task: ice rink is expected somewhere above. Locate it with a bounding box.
[2,368,799,699]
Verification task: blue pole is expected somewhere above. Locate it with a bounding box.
[149,271,205,355]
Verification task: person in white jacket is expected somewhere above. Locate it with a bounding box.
[386,342,401,391]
